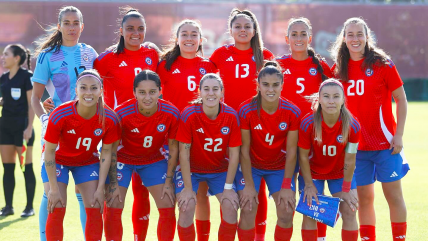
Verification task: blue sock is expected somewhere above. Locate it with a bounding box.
[39,193,48,241]
[76,193,87,236]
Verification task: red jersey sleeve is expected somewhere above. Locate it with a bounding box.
[209,46,222,68]
[238,101,251,130]
[289,108,301,131]
[93,50,112,79]
[176,107,193,144]
[167,110,180,140]
[45,109,64,144]
[228,113,242,147]
[298,114,314,150]
[384,60,403,92]
[321,60,333,78]
[263,49,275,60]
[349,117,361,144]
[102,109,121,145]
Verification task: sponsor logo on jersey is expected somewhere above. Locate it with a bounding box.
[60,61,68,67]
[221,126,230,135]
[365,68,373,77]
[390,171,398,178]
[56,168,61,177]
[252,56,255,62]
[177,180,184,188]
[309,68,317,76]
[172,69,180,74]
[240,178,245,185]
[199,68,206,75]
[82,53,89,62]
[279,122,287,131]
[145,57,152,65]
[157,124,166,132]
[117,171,123,181]
[254,124,262,130]
[196,128,204,133]
[67,129,76,134]
[226,56,234,62]
[283,69,291,75]
[90,171,98,177]
[336,135,343,143]
[131,128,139,133]
[11,88,21,100]
[119,61,127,67]
[320,208,325,213]
[94,128,103,136]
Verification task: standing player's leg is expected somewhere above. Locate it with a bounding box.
[76,187,87,235]
[255,179,267,241]
[196,182,211,241]
[132,172,151,240]
[21,130,36,217]
[0,144,17,216]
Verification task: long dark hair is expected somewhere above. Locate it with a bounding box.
[228,8,264,72]
[112,6,146,54]
[286,17,328,81]
[252,61,283,117]
[330,17,390,82]
[34,6,83,57]
[6,44,31,70]
[161,19,204,71]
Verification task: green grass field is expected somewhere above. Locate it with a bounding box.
[0,102,427,240]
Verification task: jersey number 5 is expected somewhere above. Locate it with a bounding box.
[204,138,222,152]
[76,137,92,151]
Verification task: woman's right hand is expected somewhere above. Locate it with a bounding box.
[47,189,65,213]
[43,97,55,113]
[303,184,319,207]
[177,187,196,212]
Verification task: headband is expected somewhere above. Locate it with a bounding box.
[319,79,343,93]
[77,74,102,85]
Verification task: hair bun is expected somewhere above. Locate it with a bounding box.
[263,61,278,68]
[126,9,138,14]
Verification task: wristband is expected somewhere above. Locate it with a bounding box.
[342,181,352,193]
[281,178,292,189]
[224,183,233,190]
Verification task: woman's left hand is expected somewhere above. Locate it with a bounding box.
[220,189,239,211]
[390,134,403,155]
[161,180,175,206]
[277,188,296,212]
[23,127,32,143]
[91,188,105,213]
[106,183,122,207]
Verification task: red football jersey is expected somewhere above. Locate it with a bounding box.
[176,103,242,173]
[94,46,159,109]
[157,56,217,111]
[210,45,275,111]
[115,99,180,165]
[44,101,120,166]
[332,59,403,151]
[277,54,333,117]
[239,97,301,170]
[298,113,361,179]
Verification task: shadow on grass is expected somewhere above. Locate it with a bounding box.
[0,215,32,230]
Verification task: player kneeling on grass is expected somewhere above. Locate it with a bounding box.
[175,74,241,241]
[235,61,300,241]
[298,79,360,241]
[109,70,179,241]
[42,70,121,241]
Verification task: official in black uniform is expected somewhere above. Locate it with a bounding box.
[0,44,36,217]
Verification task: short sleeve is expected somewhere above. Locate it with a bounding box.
[32,52,51,85]
[321,61,333,78]
[384,61,403,92]
[44,109,63,144]
[263,49,275,60]
[168,114,179,140]
[176,118,192,144]
[228,116,242,147]
[24,72,33,91]
[209,47,222,68]
[298,122,312,150]
[93,51,110,79]
[102,119,121,145]
[289,112,300,131]
[349,118,361,144]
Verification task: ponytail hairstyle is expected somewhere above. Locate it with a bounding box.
[191,73,224,104]
[311,78,353,145]
[286,17,328,81]
[133,70,161,91]
[252,61,283,117]
[76,69,110,129]
[228,8,264,72]
[112,6,146,54]
[34,6,83,57]
[161,19,204,71]
[6,44,31,70]
[330,17,390,82]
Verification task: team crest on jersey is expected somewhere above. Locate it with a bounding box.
[320,208,325,214]
[240,178,245,185]
[279,122,288,131]
[199,67,206,75]
[145,57,152,65]
[117,171,123,181]
[82,53,89,62]
[365,68,373,77]
[157,124,166,132]
[336,135,343,143]
[56,168,61,177]
[177,180,184,188]
[94,128,103,136]
[251,56,255,62]
[309,68,317,76]
[221,126,230,135]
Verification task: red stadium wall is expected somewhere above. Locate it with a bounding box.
[0,2,426,79]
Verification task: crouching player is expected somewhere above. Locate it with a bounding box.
[109,70,178,241]
[175,74,241,241]
[236,62,300,241]
[42,70,120,241]
[298,79,360,241]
